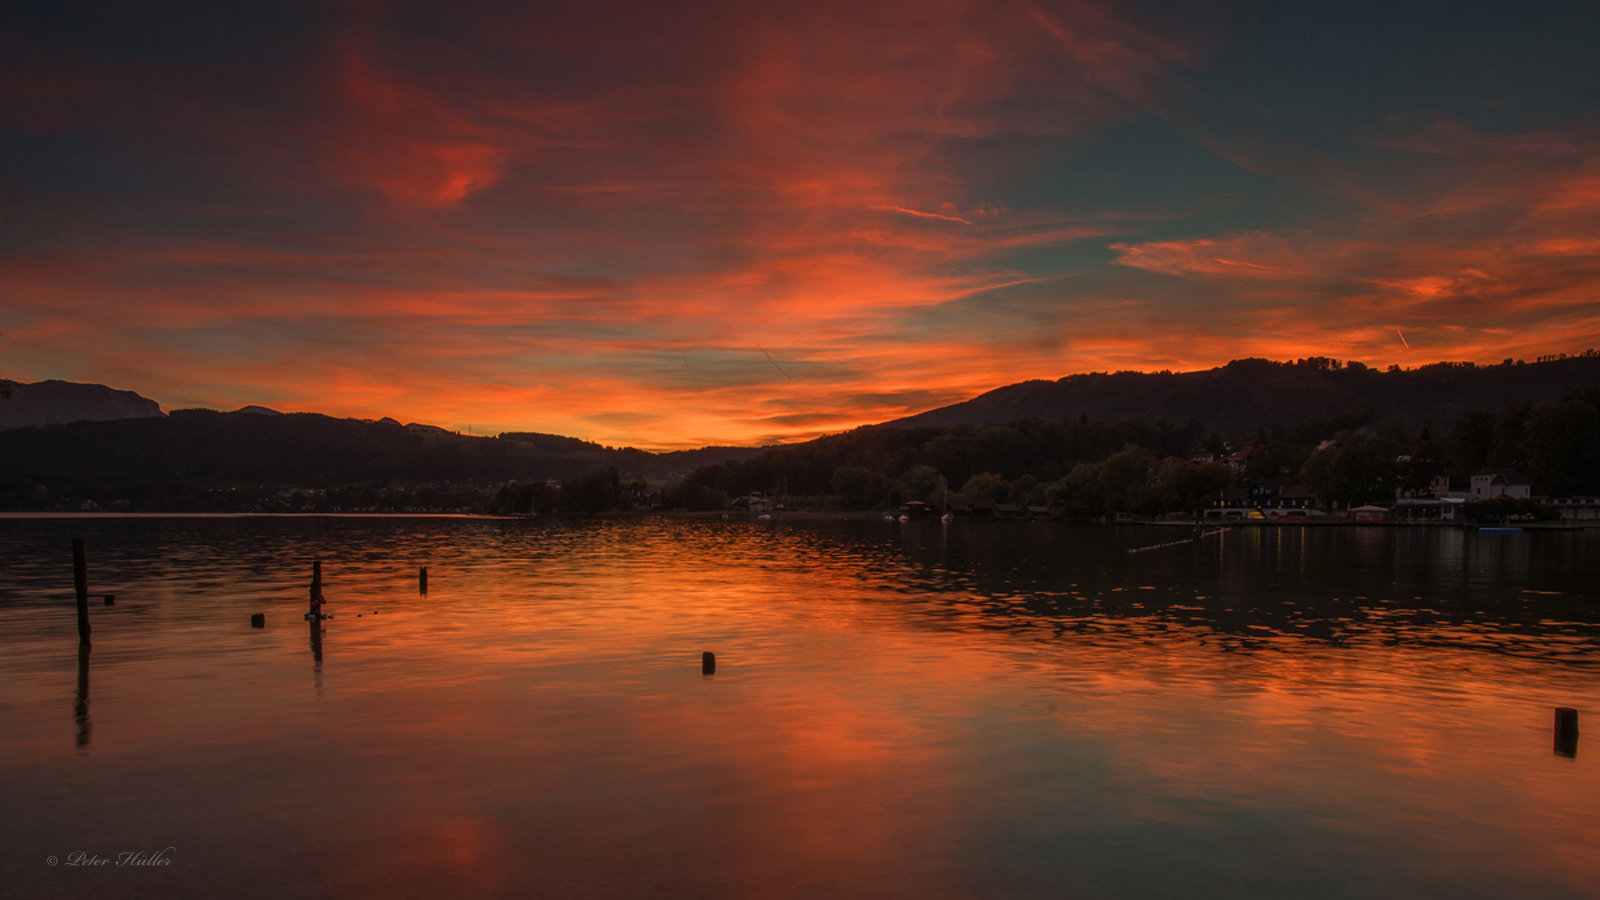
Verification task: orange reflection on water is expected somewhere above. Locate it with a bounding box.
[1,518,1597,898]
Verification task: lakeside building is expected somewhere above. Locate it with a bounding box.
[1202,488,1251,517]
[1398,474,1455,500]
[1222,441,1262,473]
[1203,481,1322,519]
[1471,470,1531,500]
[1393,496,1468,520]
[1059,498,1092,522]
[948,497,998,519]
[1547,497,1600,521]
[731,492,772,513]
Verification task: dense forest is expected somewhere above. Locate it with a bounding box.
[0,410,759,512]
[0,409,762,486]
[629,388,1600,517]
[893,353,1600,435]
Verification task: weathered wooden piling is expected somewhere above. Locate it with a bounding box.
[103,594,115,606]
[75,643,91,750]
[72,538,91,648]
[250,613,265,628]
[309,559,323,618]
[1555,707,1580,758]
[702,651,715,675]
[419,566,428,594]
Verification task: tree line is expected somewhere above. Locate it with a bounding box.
[28,389,1591,517]
[649,389,1600,516]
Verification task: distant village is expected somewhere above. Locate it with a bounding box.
[714,444,1597,526]
[1174,442,1591,524]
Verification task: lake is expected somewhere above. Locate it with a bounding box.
[2,516,1597,899]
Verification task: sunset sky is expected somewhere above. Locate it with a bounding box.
[3,0,1598,448]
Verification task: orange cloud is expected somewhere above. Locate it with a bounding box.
[3,3,1598,447]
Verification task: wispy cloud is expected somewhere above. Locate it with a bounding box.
[2,0,1597,447]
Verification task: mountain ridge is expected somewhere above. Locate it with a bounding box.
[885,355,1600,437]
[0,379,165,430]
[5,353,1598,493]
[0,407,767,486]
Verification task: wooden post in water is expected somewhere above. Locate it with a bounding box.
[702,651,715,675]
[72,538,91,648]
[1555,707,1580,758]
[309,559,323,618]
[75,643,91,750]
[419,566,428,594]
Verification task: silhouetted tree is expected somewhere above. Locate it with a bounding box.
[1524,391,1600,496]
[1402,425,1448,494]
[831,465,889,510]
[1449,409,1496,476]
[1098,445,1158,512]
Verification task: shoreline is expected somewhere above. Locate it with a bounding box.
[1,510,1592,530]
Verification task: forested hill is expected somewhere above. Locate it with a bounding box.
[0,409,763,485]
[889,354,1600,437]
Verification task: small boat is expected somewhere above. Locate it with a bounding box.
[757,514,771,521]
[1479,526,1523,534]
[941,513,953,523]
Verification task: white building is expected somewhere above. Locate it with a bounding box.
[1471,470,1531,500]
[1548,497,1600,521]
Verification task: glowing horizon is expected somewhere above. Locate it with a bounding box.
[4,1,1598,450]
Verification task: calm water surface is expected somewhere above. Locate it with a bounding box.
[2,516,1597,899]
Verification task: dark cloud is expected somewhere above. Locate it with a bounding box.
[1,0,1597,446]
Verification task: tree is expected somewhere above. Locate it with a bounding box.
[974,425,1031,478]
[562,468,618,513]
[1244,440,1311,484]
[1524,391,1600,496]
[1465,496,1556,523]
[1299,432,1400,507]
[1098,445,1158,512]
[895,465,943,505]
[1449,409,1496,476]
[1299,446,1338,506]
[831,465,889,510]
[1402,425,1447,495]
[1008,474,1041,506]
[493,480,556,514]
[660,482,728,511]
[1045,463,1103,513]
[956,472,1010,505]
[1489,399,1533,472]
[1152,460,1234,513]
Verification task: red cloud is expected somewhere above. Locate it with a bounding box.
[5,5,1597,447]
